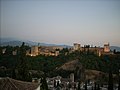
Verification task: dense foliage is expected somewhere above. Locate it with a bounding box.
[0,45,120,82]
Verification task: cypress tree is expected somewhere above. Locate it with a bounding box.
[54,80,56,88]
[94,82,97,90]
[40,76,48,90]
[16,42,31,81]
[78,81,81,90]
[11,68,16,79]
[108,70,113,90]
[92,86,93,90]
[97,84,100,90]
[85,81,87,90]
[118,71,120,90]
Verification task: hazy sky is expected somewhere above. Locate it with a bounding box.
[1,0,120,46]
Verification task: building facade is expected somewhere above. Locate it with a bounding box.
[31,46,39,56]
[73,43,81,51]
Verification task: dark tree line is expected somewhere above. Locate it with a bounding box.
[11,42,32,81]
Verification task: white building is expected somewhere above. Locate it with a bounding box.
[2,48,6,54]
[70,73,74,82]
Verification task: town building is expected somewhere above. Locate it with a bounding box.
[30,46,63,56]
[0,77,40,90]
[46,75,78,90]
[70,73,74,82]
[73,43,81,51]
[104,43,110,53]
[12,50,17,55]
[72,43,113,56]
[2,48,6,54]
[31,46,39,56]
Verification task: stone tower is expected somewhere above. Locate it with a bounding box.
[104,43,110,53]
[73,43,80,51]
[31,46,39,56]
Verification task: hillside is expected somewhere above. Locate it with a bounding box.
[57,59,117,83]
[58,59,83,71]
[0,44,120,83]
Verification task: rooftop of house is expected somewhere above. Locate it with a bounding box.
[0,77,39,90]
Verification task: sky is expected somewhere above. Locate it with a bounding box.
[1,0,120,46]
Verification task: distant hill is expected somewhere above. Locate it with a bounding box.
[1,38,120,50]
[110,46,120,51]
[0,41,30,46]
[0,38,71,48]
[0,37,18,43]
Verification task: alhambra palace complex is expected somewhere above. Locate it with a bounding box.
[28,43,113,57]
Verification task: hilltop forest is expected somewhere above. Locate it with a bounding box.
[0,43,120,83]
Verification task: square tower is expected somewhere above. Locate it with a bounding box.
[73,43,80,51]
[104,43,110,53]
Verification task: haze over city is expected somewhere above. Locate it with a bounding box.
[1,0,120,46]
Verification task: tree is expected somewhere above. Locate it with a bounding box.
[5,46,13,56]
[54,80,56,88]
[57,81,60,87]
[94,82,97,90]
[16,42,31,81]
[85,81,87,90]
[40,76,48,90]
[97,84,100,90]
[78,81,81,90]
[60,48,69,55]
[118,70,120,90]
[11,68,16,79]
[118,78,120,90]
[0,47,2,55]
[108,70,113,90]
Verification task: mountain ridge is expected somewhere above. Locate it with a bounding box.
[1,38,120,51]
[0,38,71,48]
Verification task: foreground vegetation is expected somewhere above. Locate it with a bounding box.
[0,43,120,83]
